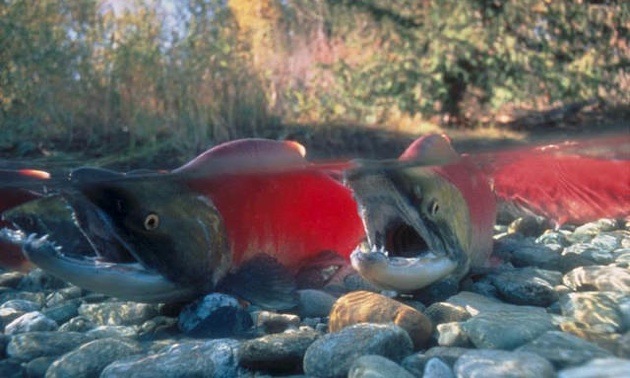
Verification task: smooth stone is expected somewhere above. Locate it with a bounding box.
[516,330,613,369]
[0,271,25,288]
[0,290,45,306]
[237,329,319,372]
[101,339,242,378]
[0,299,41,312]
[559,292,626,332]
[536,230,571,247]
[303,323,413,378]
[0,359,23,378]
[591,233,622,251]
[25,356,55,378]
[437,322,471,347]
[4,311,58,335]
[254,311,300,334]
[559,321,625,357]
[572,219,618,237]
[0,307,24,327]
[86,325,139,339]
[78,301,159,326]
[329,291,433,349]
[348,355,415,378]
[487,267,560,306]
[445,291,517,315]
[425,302,471,325]
[563,265,630,292]
[46,338,143,378]
[494,235,560,269]
[58,316,97,332]
[178,293,253,338]
[558,357,630,378]
[138,316,179,340]
[563,243,614,264]
[454,349,555,378]
[423,357,455,378]
[297,289,336,318]
[41,299,81,325]
[461,307,555,349]
[402,347,471,375]
[45,286,84,307]
[7,331,95,361]
[614,248,630,264]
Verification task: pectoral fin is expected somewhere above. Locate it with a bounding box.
[218,254,298,310]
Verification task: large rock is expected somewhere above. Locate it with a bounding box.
[517,331,613,369]
[329,291,433,349]
[7,332,94,361]
[454,349,555,378]
[303,323,413,378]
[237,328,319,372]
[101,339,242,378]
[46,338,143,378]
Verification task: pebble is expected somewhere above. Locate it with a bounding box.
[401,346,470,375]
[348,355,415,378]
[58,316,97,332]
[46,338,143,378]
[101,338,242,378]
[296,289,337,318]
[0,299,41,312]
[254,311,300,334]
[436,322,471,347]
[423,357,455,378]
[237,328,320,372]
[563,243,614,264]
[563,265,630,292]
[177,293,253,337]
[557,357,630,378]
[516,330,613,368]
[559,292,626,332]
[425,302,471,324]
[303,323,413,377]
[0,271,25,288]
[494,235,560,269]
[329,291,433,349]
[487,267,561,306]
[86,325,139,339]
[25,356,56,377]
[78,301,159,326]
[7,331,94,361]
[0,359,23,378]
[41,299,81,325]
[4,311,58,335]
[454,349,555,378]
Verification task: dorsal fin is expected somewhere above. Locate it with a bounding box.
[399,134,459,164]
[174,139,307,177]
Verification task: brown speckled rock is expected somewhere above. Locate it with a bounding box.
[329,291,433,349]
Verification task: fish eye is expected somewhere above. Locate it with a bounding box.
[143,213,160,230]
[427,199,439,216]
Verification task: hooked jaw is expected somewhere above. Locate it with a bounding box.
[1,195,204,303]
[347,171,462,293]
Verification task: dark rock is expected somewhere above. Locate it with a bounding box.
[423,357,455,378]
[25,356,55,378]
[0,271,25,288]
[297,289,337,318]
[425,302,471,325]
[101,339,242,378]
[78,301,159,326]
[41,299,81,325]
[254,311,300,334]
[563,243,614,264]
[487,267,560,306]
[401,347,471,376]
[7,331,94,361]
[517,330,613,369]
[454,349,555,378]
[348,355,415,378]
[494,235,560,269]
[0,359,23,378]
[237,328,319,372]
[178,293,253,338]
[46,338,143,378]
[58,316,97,332]
[303,323,414,377]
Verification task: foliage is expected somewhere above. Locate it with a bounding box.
[0,0,626,157]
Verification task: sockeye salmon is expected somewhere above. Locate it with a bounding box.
[2,139,365,308]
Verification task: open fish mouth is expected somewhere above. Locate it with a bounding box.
[1,194,200,302]
[347,169,460,293]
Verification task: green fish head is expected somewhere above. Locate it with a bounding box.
[3,168,230,303]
